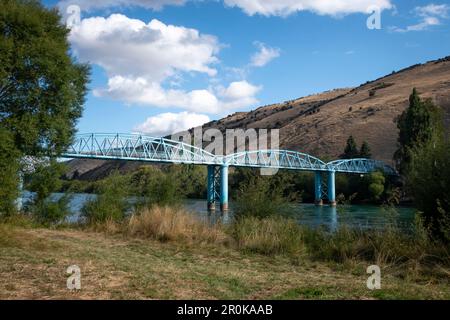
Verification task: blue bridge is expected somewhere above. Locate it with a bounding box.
[62,133,397,211]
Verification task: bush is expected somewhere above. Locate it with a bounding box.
[82,172,130,224]
[127,206,225,243]
[234,176,291,219]
[130,166,183,207]
[30,195,72,226]
[229,216,305,256]
[407,134,450,242]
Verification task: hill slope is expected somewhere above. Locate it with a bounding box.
[66,56,450,179]
[201,56,450,164]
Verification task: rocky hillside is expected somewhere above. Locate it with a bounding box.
[66,56,450,180]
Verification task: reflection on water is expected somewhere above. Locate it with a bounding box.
[21,192,416,231]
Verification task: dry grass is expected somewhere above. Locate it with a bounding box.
[230,216,305,256]
[0,223,449,300]
[127,206,227,244]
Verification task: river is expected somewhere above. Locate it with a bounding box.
[21,192,416,231]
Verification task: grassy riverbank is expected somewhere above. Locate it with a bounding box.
[0,208,449,300]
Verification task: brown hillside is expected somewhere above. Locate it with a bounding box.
[202,56,450,164]
[66,56,450,178]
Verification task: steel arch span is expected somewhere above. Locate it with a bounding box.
[64,133,219,165]
[223,150,327,171]
[326,159,397,175]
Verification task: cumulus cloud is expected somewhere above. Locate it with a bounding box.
[69,14,219,82]
[58,0,185,12]
[94,77,261,113]
[223,0,393,17]
[134,111,210,136]
[250,42,280,67]
[69,14,262,113]
[390,3,449,32]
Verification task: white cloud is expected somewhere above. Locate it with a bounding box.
[250,42,280,67]
[223,0,393,17]
[94,77,261,113]
[69,14,261,113]
[134,111,210,136]
[415,4,449,18]
[58,0,185,12]
[391,3,449,32]
[69,14,219,82]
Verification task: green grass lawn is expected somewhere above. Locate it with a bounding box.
[0,223,449,300]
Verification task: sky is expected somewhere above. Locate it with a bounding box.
[42,0,450,136]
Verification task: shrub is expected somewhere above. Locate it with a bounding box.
[30,195,72,226]
[130,166,184,207]
[82,172,130,224]
[234,176,291,219]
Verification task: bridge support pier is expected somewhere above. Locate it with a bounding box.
[220,165,229,212]
[314,171,323,206]
[328,171,336,206]
[206,165,229,212]
[207,165,216,211]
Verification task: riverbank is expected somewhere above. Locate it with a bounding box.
[0,218,449,299]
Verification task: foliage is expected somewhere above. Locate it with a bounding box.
[367,171,385,201]
[0,0,89,217]
[82,172,130,224]
[30,194,71,225]
[27,159,66,203]
[234,173,291,219]
[359,141,372,158]
[394,88,443,174]
[341,135,359,159]
[0,0,90,158]
[0,128,20,216]
[407,134,450,241]
[130,166,184,207]
[168,165,207,199]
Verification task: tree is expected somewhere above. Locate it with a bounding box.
[0,128,20,215]
[0,0,90,213]
[27,160,66,203]
[367,171,385,201]
[394,88,443,174]
[359,141,372,158]
[341,135,359,159]
[407,133,450,241]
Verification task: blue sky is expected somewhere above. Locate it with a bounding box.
[43,0,450,136]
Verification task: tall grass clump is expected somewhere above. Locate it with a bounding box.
[229,216,305,256]
[127,206,226,244]
[82,172,130,224]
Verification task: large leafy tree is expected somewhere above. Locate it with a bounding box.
[394,88,442,174]
[407,133,450,241]
[0,0,90,214]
